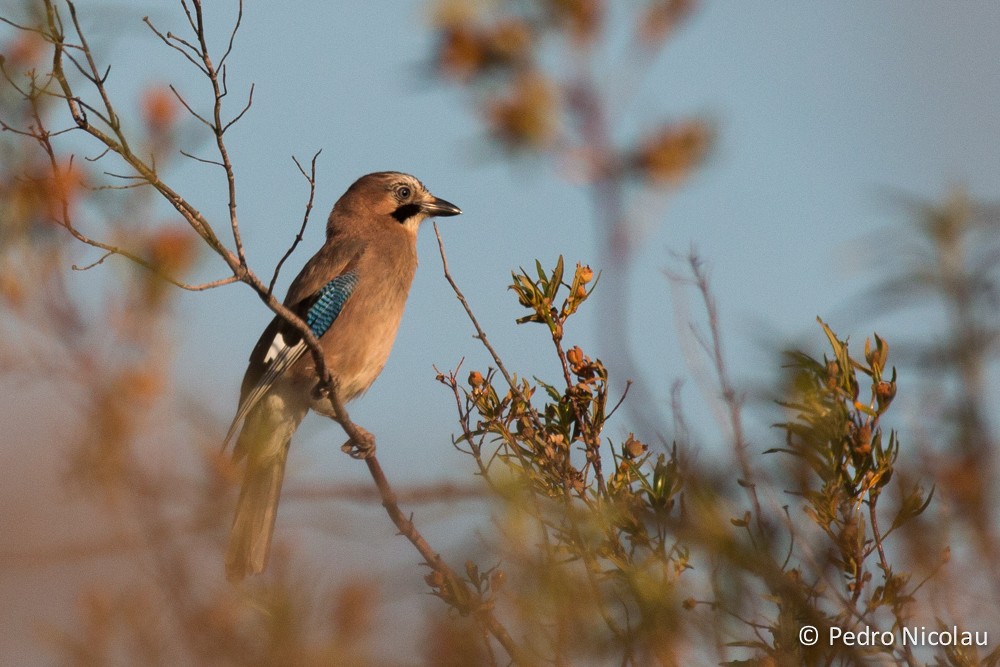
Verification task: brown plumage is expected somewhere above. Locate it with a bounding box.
[224,172,461,581]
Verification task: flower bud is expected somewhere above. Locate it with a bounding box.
[875,380,896,410]
[853,423,872,456]
[623,434,647,459]
[490,568,506,592]
[424,570,445,589]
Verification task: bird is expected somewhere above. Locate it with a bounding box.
[222,171,461,581]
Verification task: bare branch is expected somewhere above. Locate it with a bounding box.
[0,15,40,32]
[64,2,125,144]
[179,149,224,168]
[44,3,229,257]
[312,379,529,665]
[179,0,198,36]
[103,170,147,181]
[67,236,241,291]
[0,117,40,137]
[434,222,547,436]
[363,448,527,664]
[84,146,111,162]
[35,0,336,394]
[667,251,764,531]
[143,16,208,74]
[166,31,203,60]
[51,90,114,130]
[156,0,246,265]
[434,223,519,394]
[72,251,114,271]
[221,82,253,134]
[269,150,321,295]
[59,209,236,291]
[93,181,152,191]
[604,379,632,420]
[169,84,211,127]
[218,0,244,68]
[220,62,229,98]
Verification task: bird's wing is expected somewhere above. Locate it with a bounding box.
[222,268,362,452]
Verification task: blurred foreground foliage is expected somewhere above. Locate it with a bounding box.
[1,1,1000,666]
[432,256,989,666]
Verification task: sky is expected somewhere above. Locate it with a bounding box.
[148,0,1000,467]
[2,0,1000,661]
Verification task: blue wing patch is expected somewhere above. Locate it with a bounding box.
[222,271,359,451]
[306,272,359,336]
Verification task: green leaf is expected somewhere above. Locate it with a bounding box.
[549,255,564,300]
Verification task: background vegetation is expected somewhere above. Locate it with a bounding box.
[1,1,998,665]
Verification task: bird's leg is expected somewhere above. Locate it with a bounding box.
[340,425,376,459]
[312,377,377,459]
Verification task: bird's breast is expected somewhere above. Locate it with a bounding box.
[296,263,415,412]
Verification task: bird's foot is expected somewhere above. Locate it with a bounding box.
[341,426,376,460]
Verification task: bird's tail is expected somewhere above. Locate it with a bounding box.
[225,398,306,582]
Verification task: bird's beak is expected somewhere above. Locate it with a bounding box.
[422,196,462,217]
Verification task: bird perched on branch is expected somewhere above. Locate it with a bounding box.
[223,171,461,581]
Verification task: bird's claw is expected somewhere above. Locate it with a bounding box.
[311,378,337,402]
[341,427,376,459]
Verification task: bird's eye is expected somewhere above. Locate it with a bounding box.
[397,186,411,199]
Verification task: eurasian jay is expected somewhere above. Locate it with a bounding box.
[223,171,461,581]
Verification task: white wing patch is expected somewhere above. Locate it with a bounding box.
[265,332,288,363]
[222,331,309,452]
[224,271,359,452]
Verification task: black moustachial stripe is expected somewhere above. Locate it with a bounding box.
[391,203,422,223]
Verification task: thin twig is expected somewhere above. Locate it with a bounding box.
[269,150,321,296]
[179,0,198,38]
[72,251,114,271]
[434,223,517,389]
[316,374,527,662]
[221,82,253,134]
[66,2,124,144]
[92,181,150,191]
[169,84,212,127]
[434,222,547,436]
[179,149,224,167]
[0,16,40,32]
[604,380,632,420]
[687,253,764,534]
[103,170,147,181]
[84,146,111,162]
[365,449,528,664]
[433,227,560,567]
[185,0,247,265]
[143,16,209,74]
[218,0,243,68]
[437,367,501,491]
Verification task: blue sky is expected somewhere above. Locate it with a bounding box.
[3,1,1000,660]
[2,0,994,522]
[133,1,999,475]
[72,0,994,470]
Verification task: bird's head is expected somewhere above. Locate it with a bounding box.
[331,171,462,236]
